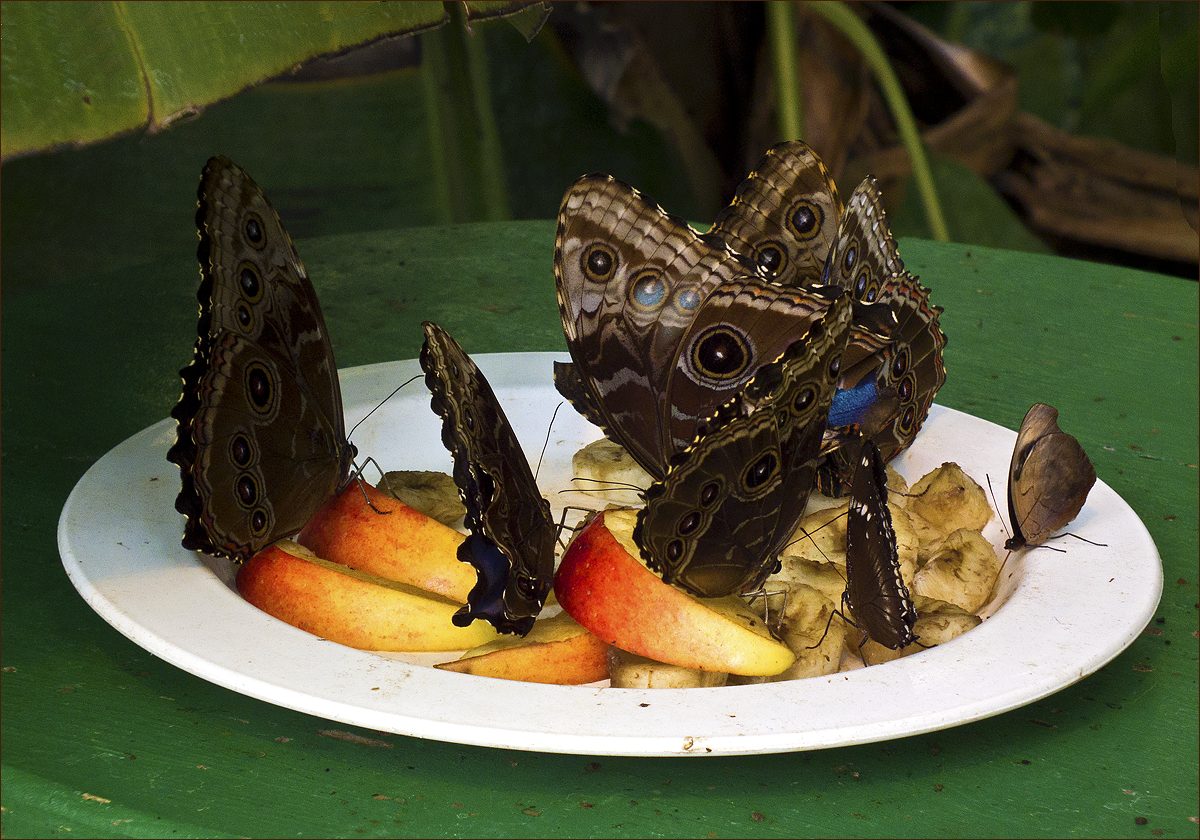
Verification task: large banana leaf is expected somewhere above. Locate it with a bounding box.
[0,0,542,160]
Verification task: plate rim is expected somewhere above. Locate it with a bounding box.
[57,352,1164,757]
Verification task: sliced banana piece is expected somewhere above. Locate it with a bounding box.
[377,470,465,527]
[607,646,728,688]
[571,438,651,506]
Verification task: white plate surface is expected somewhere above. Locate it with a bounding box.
[58,353,1162,757]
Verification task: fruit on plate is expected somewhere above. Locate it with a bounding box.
[554,509,796,677]
[297,481,477,602]
[435,611,609,684]
[237,540,498,651]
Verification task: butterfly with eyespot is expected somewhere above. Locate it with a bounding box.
[553,142,945,495]
[168,156,357,562]
[420,322,556,636]
[634,289,853,598]
[553,168,881,483]
[1005,403,1097,551]
[709,143,947,495]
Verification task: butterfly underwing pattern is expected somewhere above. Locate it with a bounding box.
[420,322,556,636]
[553,174,838,479]
[813,180,947,495]
[1006,403,1097,550]
[168,156,356,562]
[708,140,844,286]
[634,291,853,598]
[844,435,918,649]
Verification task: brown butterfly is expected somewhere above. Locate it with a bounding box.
[420,322,556,635]
[168,157,356,562]
[1006,403,1097,551]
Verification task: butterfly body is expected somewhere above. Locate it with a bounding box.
[168,157,355,561]
[1005,403,1097,550]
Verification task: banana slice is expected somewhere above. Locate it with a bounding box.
[377,470,465,528]
[607,646,728,688]
[570,438,651,506]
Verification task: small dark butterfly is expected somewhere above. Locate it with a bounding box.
[1006,403,1097,551]
[844,435,918,650]
[634,292,853,597]
[168,157,356,561]
[420,322,556,636]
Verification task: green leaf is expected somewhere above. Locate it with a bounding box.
[0,1,547,160]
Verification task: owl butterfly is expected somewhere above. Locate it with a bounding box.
[844,435,918,650]
[168,156,356,561]
[553,171,851,481]
[554,143,945,491]
[634,292,853,597]
[1005,403,1097,551]
[710,143,947,494]
[419,322,556,635]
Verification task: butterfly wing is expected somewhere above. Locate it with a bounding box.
[709,140,843,286]
[420,322,556,636]
[553,175,753,477]
[815,181,947,493]
[1007,403,1097,549]
[168,156,354,561]
[845,436,917,649]
[635,291,852,597]
[663,279,844,459]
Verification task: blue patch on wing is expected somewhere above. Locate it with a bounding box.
[828,378,878,427]
[452,533,509,628]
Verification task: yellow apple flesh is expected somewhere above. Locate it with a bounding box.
[297,481,476,602]
[237,540,498,652]
[554,509,795,677]
[435,611,609,684]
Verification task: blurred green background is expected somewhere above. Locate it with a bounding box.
[2,0,1197,291]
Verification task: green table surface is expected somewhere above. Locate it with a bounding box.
[2,218,1197,838]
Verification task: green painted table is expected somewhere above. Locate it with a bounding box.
[2,218,1197,838]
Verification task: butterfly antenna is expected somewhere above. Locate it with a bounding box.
[985,473,1012,542]
[1057,532,1108,548]
[782,508,849,566]
[347,373,421,441]
[534,401,564,483]
[564,476,648,493]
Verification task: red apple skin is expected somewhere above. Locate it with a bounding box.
[236,541,498,652]
[553,510,795,677]
[297,482,476,602]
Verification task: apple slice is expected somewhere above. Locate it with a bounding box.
[435,611,609,684]
[554,509,795,677]
[237,540,498,651]
[297,481,477,602]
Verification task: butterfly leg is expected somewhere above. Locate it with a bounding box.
[554,505,597,550]
[807,591,857,650]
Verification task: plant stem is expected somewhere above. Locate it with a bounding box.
[803,1,949,241]
[766,1,804,140]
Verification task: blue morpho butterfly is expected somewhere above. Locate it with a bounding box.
[420,322,556,635]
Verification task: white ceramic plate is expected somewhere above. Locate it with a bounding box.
[59,353,1162,757]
